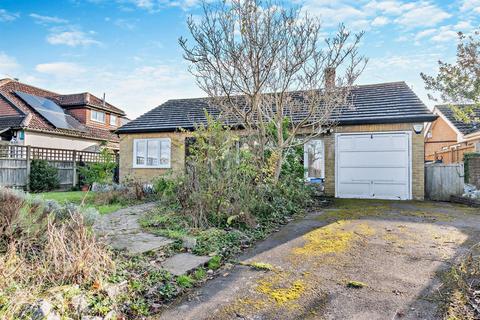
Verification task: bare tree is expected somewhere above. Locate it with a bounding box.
[179,0,367,182]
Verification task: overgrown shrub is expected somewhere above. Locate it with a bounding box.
[78,149,117,186]
[29,159,59,192]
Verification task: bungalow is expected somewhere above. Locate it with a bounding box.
[425,105,480,164]
[0,78,128,151]
[116,81,437,200]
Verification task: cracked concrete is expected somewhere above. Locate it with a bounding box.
[155,200,480,320]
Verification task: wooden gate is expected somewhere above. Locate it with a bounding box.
[425,163,465,201]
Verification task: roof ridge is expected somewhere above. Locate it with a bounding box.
[163,81,409,103]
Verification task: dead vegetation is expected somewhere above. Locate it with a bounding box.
[440,244,480,320]
[0,188,113,319]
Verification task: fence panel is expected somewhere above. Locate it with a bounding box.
[0,145,115,190]
[425,163,465,201]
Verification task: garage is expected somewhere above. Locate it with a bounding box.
[335,132,412,200]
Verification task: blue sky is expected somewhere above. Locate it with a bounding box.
[0,0,479,119]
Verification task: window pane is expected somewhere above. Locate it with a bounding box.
[147,140,160,166]
[160,140,171,165]
[306,140,324,179]
[135,140,146,165]
[110,115,117,126]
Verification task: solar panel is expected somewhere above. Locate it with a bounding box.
[15,91,86,132]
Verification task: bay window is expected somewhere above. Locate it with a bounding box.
[133,138,171,168]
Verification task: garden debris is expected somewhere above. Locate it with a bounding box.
[161,253,211,276]
[463,184,480,200]
[30,300,61,320]
[346,281,367,289]
[104,280,128,300]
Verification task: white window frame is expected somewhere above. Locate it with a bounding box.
[133,138,171,169]
[304,139,325,181]
[110,114,117,126]
[91,110,106,123]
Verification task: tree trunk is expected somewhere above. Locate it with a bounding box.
[273,149,284,184]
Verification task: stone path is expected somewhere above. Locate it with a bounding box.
[94,202,174,254]
[94,202,211,275]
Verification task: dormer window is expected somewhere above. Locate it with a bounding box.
[110,114,117,126]
[91,110,106,123]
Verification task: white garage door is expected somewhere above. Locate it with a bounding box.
[335,132,411,200]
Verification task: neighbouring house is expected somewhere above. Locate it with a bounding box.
[116,81,437,200]
[0,78,128,151]
[425,105,480,164]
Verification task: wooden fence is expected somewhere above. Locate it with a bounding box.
[0,145,111,190]
[425,163,465,201]
[425,144,476,164]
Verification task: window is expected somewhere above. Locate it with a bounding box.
[133,138,171,168]
[91,110,106,123]
[110,114,117,126]
[304,139,324,182]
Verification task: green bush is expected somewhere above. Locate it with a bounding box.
[29,159,59,192]
[78,149,117,186]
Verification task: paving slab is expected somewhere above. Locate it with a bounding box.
[161,253,211,276]
[94,202,173,254]
[106,232,174,254]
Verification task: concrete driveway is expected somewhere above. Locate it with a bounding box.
[157,200,480,320]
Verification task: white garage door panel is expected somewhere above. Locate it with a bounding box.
[338,151,408,167]
[336,132,411,200]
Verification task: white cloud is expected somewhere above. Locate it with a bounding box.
[415,28,436,41]
[29,61,202,118]
[47,30,101,47]
[35,62,86,77]
[30,13,69,24]
[371,16,389,26]
[431,26,458,42]
[461,0,480,13]
[114,18,136,30]
[0,52,19,74]
[0,9,18,22]
[394,2,451,28]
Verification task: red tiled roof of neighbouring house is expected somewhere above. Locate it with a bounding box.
[0,78,125,142]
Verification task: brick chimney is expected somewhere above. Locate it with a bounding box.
[325,67,336,90]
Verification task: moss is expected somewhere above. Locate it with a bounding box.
[346,280,367,288]
[256,278,306,305]
[176,275,195,288]
[241,262,275,271]
[293,220,354,256]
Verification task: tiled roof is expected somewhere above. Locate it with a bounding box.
[55,92,126,115]
[0,115,25,131]
[117,81,437,134]
[0,79,121,142]
[436,104,480,135]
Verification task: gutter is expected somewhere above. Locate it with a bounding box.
[116,115,439,134]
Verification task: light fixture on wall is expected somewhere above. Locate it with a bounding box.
[413,124,423,134]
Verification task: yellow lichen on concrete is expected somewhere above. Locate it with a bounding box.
[293,220,355,256]
[355,223,376,236]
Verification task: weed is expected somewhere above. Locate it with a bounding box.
[346,281,367,288]
[176,275,195,288]
[193,268,207,281]
[208,256,222,270]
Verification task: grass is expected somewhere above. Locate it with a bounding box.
[39,191,126,214]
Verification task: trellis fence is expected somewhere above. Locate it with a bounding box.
[0,144,112,190]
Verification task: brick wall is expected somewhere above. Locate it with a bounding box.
[120,122,427,199]
[119,131,190,183]
[468,157,480,188]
